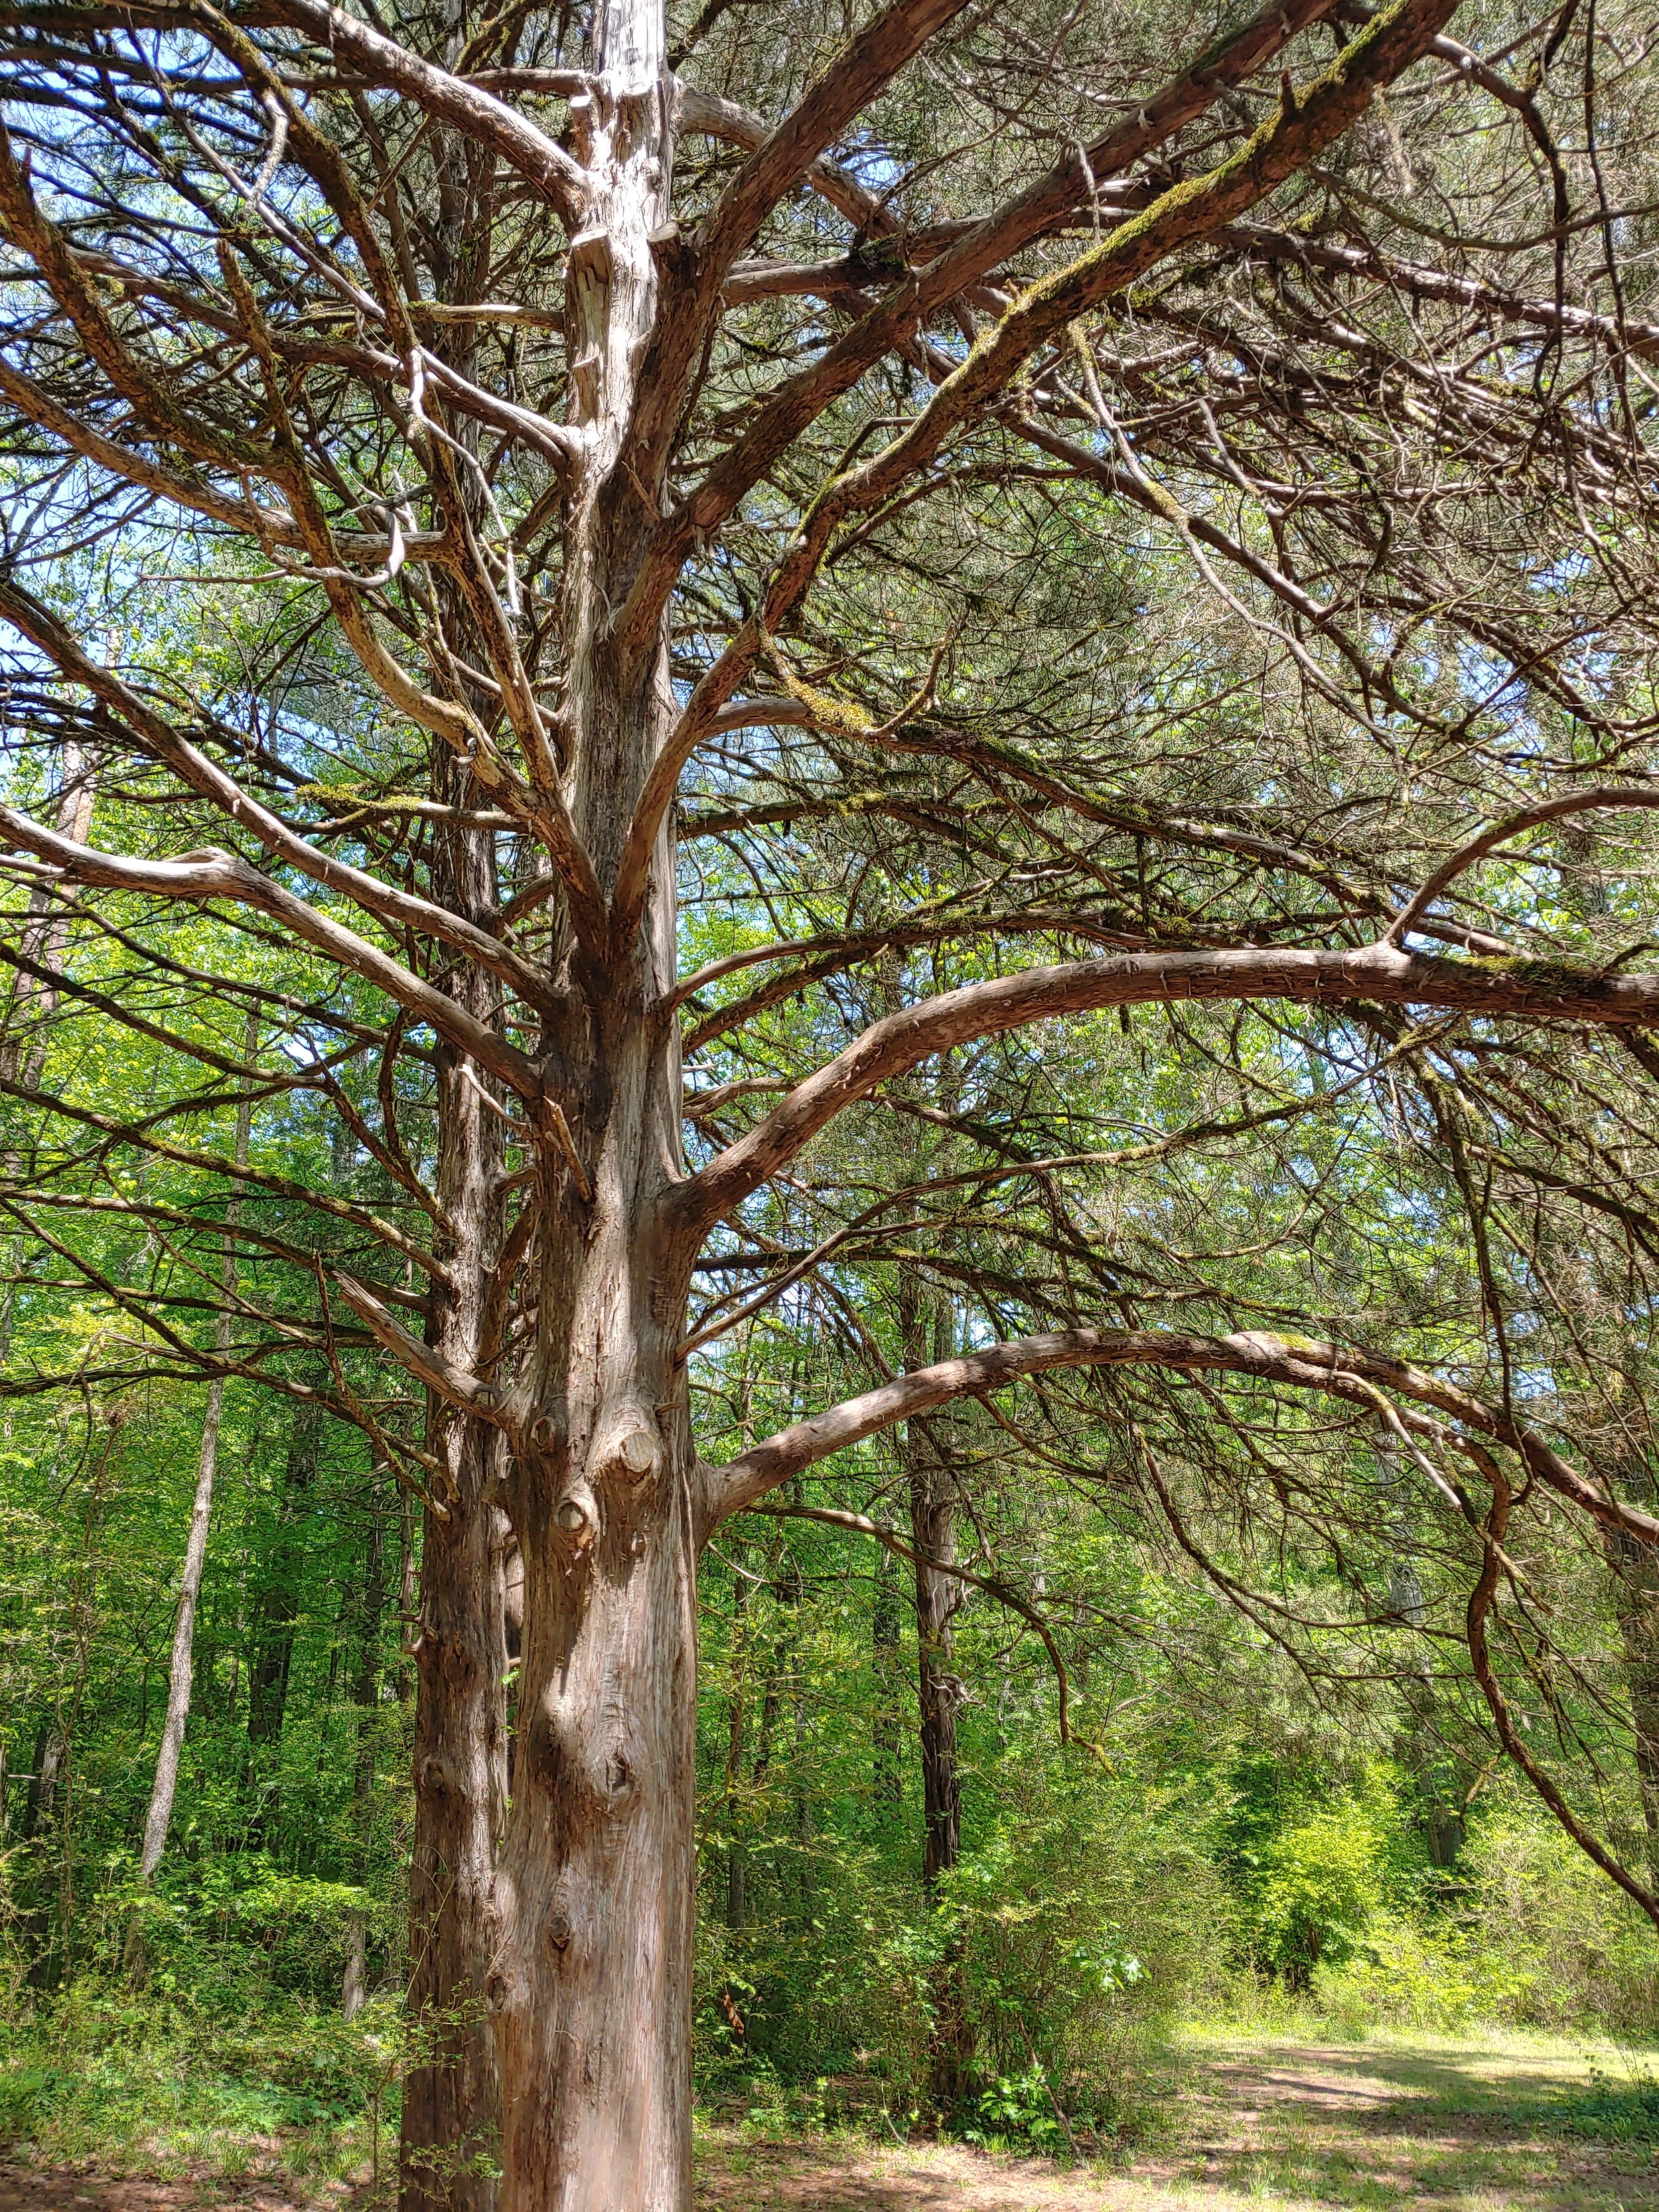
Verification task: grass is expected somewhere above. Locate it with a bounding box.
[0,1978,398,2199]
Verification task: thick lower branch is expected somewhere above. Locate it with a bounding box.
[701,1324,1658,1545]
[0,806,541,1098]
[680,940,1659,1230]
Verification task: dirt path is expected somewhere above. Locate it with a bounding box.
[4,2037,1656,2210]
[693,2038,1659,2211]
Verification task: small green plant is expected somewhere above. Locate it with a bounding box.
[960,2059,1070,2151]
[1558,2057,1659,2144]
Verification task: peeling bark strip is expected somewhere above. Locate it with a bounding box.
[6,0,1659,2201]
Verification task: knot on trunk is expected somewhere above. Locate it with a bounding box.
[554,1477,599,1553]
[589,1396,662,1491]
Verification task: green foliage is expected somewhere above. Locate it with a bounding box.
[1454,1809,1659,2035]
[959,2061,1072,2152]
[0,1974,399,2186]
[122,1859,381,2008]
[1561,2058,1659,2144]
[1246,1801,1389,1987]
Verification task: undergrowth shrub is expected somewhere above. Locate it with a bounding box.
[1273,1799,1659,2040]
[1457,1807,1659,2033]
[0,1974,400,2183]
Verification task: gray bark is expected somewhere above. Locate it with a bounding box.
[126,1033,253,1972]
[343,1493,388,2021]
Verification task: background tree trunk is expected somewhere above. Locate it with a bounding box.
[126,1027,253,1974]
[872,1530,902,1819]
[344,1493,388,2021]
[722,1545,751,1933]
[244,1395,321,1843]
[399,1027,510,2212]
[899,1278,974,2112]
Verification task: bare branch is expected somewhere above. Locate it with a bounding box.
[678,939,1659,1230]
[0,805,541,1100]
[702,1322,1659,1537]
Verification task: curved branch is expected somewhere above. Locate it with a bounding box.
[1463,1441,1659,1929]
[0,806,541,1100]
[676,940,1659,1231]
[1387,786,1659,944]
[694,0,968,279]
[700,1323,1659,1540]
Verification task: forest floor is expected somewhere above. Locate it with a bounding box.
[1,2030,1655,2210]
[694,2032,1659,2209]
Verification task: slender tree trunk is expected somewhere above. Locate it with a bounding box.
[1388,1554,1465,1871]
[127,1031,253,1974]
[873,1532,903,1816]
[723,1548,751,1932]
[344,1495,388,2020]
[21,1717,62,1838]
[899,1281,974,2111]
[244,1393,323,1844]
[901,1286,964,1893]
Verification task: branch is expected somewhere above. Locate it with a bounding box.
[630,0,972,481]
[644,0,1343,587]
[613,0,1456,875]
[701,1323,1659,1539]
[1463,1443,1659,1929]
[746,1501,1074,1743]
[676,938,1659,1230]
[0,1071,447,1283]
[674,82,886,232]
[738,0,1467,626]
[1387,787,1659,944]
[0,806,541,1100]
[693,0,968,277]
[259,0,587,224]
[0,571,557,1011]
[331,1270,492,1416]
[1222,218,1659,363]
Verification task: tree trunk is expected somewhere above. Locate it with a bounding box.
[127,1035,253,1974]
[245,1393,322,1844]
[901,1287,964,1893]
[899,1282,973,2112]
[494,1450,697,2211]
[399,1043,511,2207]
[21,1717,62,1840]
[1608,1523,1659,1852]
[344,1493,388,2020]
[723,1547,751,1932]
[1388,1556,1465,1872]
[872,1530,903,1818]
[474,0,708,2197]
